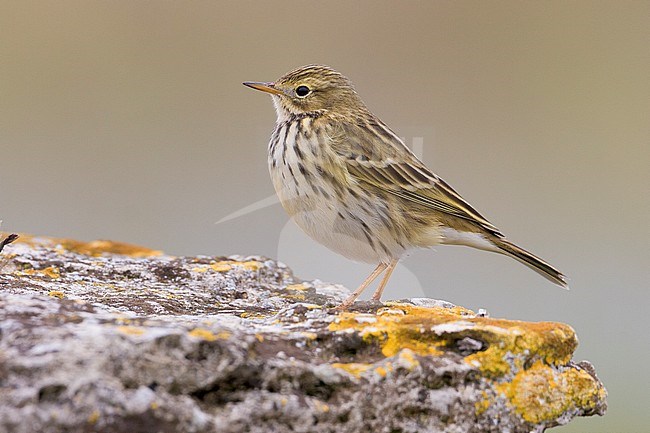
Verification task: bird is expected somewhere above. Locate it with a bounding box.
[243,65,567,309]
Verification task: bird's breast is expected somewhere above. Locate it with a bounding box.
[268,118,335,216]
[266,119,411,263]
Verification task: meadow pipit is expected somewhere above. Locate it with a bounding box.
[244,65,567,309]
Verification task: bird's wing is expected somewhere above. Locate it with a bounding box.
[332,120,503,237]
[346,157,503,236]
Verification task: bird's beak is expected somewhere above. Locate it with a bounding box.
[243,81,284,95]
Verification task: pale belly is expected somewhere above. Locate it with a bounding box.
[269,161,408,264]
[280,193,399,264]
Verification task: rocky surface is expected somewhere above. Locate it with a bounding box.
[0,235,606,433]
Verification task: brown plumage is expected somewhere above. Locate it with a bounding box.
[244,65,567,309]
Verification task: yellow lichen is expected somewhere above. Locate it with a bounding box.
[376,307,406,316]
[189,328,217,341]
[329,304,597,422]
[329,304,466,357]
[210,261,233,272]
[374,364,392,377]
[48,290,65,299]
[496,360,606,423]
[191,266,209,273]
[194,260,262,273]
[114,317,132,326]
[314,401,330,412]
[474,391,491,416]
[331,362,373,377]
[239,311,269,319]
[397,348,420,370]
[42,266,60,279]
[300,331,318,340]
[286,284,307,291]
[215,331,233,340]
[241,260,262,271]
[87,410,100,424]
[464,321,577,378]
[116,326,145,336]
[188,328,231,341]
[332,350,416,379]
[15,266,60,279]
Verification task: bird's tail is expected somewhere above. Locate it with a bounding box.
[491,237,569,289]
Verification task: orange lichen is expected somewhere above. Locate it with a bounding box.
[374,364,392,377]
[42,266,61,279]
[496,360,607,423]
[329,303,577,377]
[330,304,468,357]
[15,234,162,257]
[329,303,597,422]
[464,321,576,378]
[16,266,60,279]
[48,291,65,299]
[332,309,429,357]
[60,239,163,257]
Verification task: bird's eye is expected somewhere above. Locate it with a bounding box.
[295,85,311,97]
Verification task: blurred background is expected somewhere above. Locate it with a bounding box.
[1,1,648,431]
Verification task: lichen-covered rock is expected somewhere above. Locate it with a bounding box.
[0,235,606,433]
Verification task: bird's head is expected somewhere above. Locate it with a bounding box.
[244,65,366,120]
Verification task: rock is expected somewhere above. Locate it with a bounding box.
[0,235,607,433]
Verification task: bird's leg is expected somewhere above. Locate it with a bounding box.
[335,262,388,310]
[371,259,398,301]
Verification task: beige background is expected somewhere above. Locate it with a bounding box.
[1,1,648,431]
